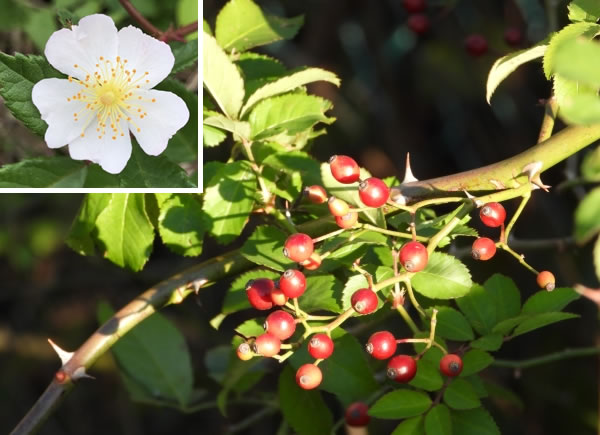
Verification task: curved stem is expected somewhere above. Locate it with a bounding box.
[391,124,600,203]
[493,346,600,369]
[10,250,252,435]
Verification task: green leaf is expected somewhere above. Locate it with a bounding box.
[569,0,600,23]
[176,0,198,40]
[470,333,503,351]
[551,38,600,87]
[0,157,87,187]
[158,194,207,256]
[202,31,244,119]
[456,284,496,335]
[155,79,198,164]
[543,22,600,79]
[249,93,335,140]
[412,252,472,299]
[512,312,579,336]
[236,52,287,97]
[240,68,340,117]
[171,41,198,74]
[483,274,521,323]
[118,143,196,188]
[202,160,257,244]
[66,193,112,256]
[391,416,425,435]
[553,74,600,125]
[83,164,120,187]
[203,19,212,35]
[215,0,303,52]
[320,163,384,227]
[408,358,444,392]
[0,52,63,137]
[581,146,600,181]
[24,8,57,52]
[318,334,379,401]
[466,375,489,398]
[369,390,432,419]
[261,166,302,202]
[574,187,600,243]
[203,111,251,141]
[460,349,494,377]
[98,302,193,407]
[595,236,600,281]
[203,124,227,147]
[483,380,524,411]
[486,43,547,103]
[425,404,452,435]
[95,193,155,271]
[240,225,295,272]
[451,407,500,435]
[429,306,474,341]
[301,275,343,313]
[491,315,529,335]
[521,287,580,314]
[444,379,481,410]
[278,365,333,435]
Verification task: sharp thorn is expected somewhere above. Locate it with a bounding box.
[72,366,95,381]
[48,338,74,366]
[402,153,419,183]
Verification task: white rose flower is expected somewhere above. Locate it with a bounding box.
[32,14,190,174]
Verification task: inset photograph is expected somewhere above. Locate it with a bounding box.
[0,0,198,188]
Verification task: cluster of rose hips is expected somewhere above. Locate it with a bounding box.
[365,330,463,384]
[471,201,555,291]
[304,154,391,231]
[401,0,522,56]
[238,266,334,390]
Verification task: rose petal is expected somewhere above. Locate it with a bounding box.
[128,89,189,156]
[117,26,174,89]
[45,14,118,80]
[32,78,89,148]
[69,118,132,174]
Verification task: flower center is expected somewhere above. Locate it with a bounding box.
[99,90,116,106]
[66,56,156,140]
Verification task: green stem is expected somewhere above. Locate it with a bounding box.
[503,190,531,243]
[391,124,600,202]
[497,242,539,275]
[493,346,600,369]
[359,223,428,241]
[426,202,473,254]
[396,305,420,334]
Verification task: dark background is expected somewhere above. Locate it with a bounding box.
[1,0,599,434]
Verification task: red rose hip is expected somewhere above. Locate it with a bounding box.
[252,333,281,357]
[472,237,496,261]
[351,288,379,314]
[279,269,307,298]
[465,34,488,57]
[366,331,397,360]
[479,202,506,228]
[329,155,360,184]
[537,270,555,291]
[296,364,322,390]
[402,0,426,13]
[335,211,358,229]
[283,233,314,263]
[304,185,328,204]
[407,14,429,35]
[308,333,334,359]
[440,353,463,377]
[399,241,428,272]
[358,177,390,208]
[387,355,417,382]
[345,402,370,427]
[246,278,275,310]
[264,310,296,340]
